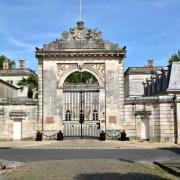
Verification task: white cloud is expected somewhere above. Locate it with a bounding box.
[0,21,34,51]
[7,36,34,51]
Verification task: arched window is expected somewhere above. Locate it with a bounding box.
[65,110,71,121]
[93,110,98,121]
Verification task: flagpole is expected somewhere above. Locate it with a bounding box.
[80,0,82,21]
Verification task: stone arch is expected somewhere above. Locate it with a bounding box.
[58,66,104,88]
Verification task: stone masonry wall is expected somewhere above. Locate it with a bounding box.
[124,96,175,142]
[0,99,38,140]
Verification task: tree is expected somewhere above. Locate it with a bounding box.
[0,55,16,69]
[65,71,98,84]
[168,50,180,64]
[17,74,38,98]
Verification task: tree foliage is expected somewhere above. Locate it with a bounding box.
[168,50,180,64]
[0,55,16,69]
[17,74,38,98]
[65,71,98,84]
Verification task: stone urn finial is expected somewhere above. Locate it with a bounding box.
[77,21,84,29]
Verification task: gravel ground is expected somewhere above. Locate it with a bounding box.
[1,159,177,180]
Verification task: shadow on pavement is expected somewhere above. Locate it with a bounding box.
[118,158,134,163]
[75,172,169,180]
[158,147,180,156]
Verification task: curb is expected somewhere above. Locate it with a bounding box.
[153,161,180,177]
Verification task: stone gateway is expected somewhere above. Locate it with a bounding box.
[0,21,180,143]
[36,21,126,138]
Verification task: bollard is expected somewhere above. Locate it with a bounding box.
[120,130,126,141]
[100,130,106,141]
[0,164,6,170]
[57,130,63,141]
[36,131,43,141]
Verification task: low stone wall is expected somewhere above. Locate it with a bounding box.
[124,95,175,143]
[0,98,38,141]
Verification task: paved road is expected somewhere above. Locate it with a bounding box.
[0,148,179,163]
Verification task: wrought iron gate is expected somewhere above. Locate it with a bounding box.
[63,85,100,137]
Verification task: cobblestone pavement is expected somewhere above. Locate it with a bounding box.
[0,160,177,180]
[0,139,179,149]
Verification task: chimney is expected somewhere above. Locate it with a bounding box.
[19,60,25,70]
[3,59,9,70]
[147,60,154,70]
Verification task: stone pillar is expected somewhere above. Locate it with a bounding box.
[38,59,43,131]
[176,95,180,144]
[105,59,124,133]
[99,89,106,130]
[159,96,174,142]
[118,59,125,122]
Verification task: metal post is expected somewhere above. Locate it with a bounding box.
[80,0,82,21]
[81,123,83,139]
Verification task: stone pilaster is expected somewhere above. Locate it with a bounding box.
[38,59,43,131]
[118,59,125,121]
[176,95,180,144]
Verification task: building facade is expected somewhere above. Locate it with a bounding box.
[0,21,180,143]
[0,60,38,141]
[0,60,37,98]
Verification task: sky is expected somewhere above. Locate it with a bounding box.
[0,0,180,72]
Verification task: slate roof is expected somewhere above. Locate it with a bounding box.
[0,68,37,77]
[167,62,180,92]
[124,66,163,76]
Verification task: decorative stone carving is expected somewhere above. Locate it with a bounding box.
[57,63,105,88]
[85,63,105,81]
[78,63,84,70]
[57,64,77,79]
[62,21,102,41]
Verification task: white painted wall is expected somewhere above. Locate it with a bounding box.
[0,82,18,98]
[0,75,29,97]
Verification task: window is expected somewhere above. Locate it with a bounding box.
[93,110,98,121]
[65,110,71,121]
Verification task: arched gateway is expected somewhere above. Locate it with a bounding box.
[36,21,126,138]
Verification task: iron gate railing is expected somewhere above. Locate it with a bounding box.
[63,121,100,137]
[63,85,100,138]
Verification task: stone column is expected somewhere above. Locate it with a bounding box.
[176,95,180,144]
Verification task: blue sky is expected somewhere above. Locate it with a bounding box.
[0,0,180,72]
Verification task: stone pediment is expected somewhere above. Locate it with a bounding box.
[42,21,122,51]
